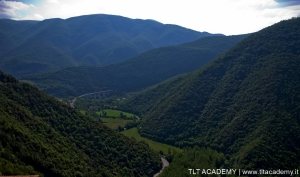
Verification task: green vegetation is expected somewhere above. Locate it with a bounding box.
[119,73,189,116]
[2,12,300,176]
[122,17,300,170]
[0,70,161,176]
[22,34,247,97]
[101,118,133,130]
[79,110,86,115]
[122,128,181,155]
[160,146,225,177]
[97,110,139,131]
[97,109,138,119]
[73,96,139,130]
[0,14,216,77]
[72,97,110,111]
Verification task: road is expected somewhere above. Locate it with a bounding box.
[70,97,77,108]
[153,157,169,177]
[69,90,112,108]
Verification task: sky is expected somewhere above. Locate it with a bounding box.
[0,0,300,35]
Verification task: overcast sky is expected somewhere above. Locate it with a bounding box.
[0,0,300,35]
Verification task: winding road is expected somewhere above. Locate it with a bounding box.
[154,158,169,177]
[69,90,112,108]
[69,91,169,177]
[70,97,77,108]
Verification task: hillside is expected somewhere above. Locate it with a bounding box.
[0,20,38,55]
[0,14,220,77]
[23,34,248,97]
[0,71,161,176]
[159,147,225,177]
[119,73,190,117]
[122,17,300,170]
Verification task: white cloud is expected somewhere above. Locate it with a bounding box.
[48,0,59,3]
[21,13,44,20]
[0,0,32,18]
[1,0,300,35]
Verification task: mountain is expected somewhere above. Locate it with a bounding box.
[0,20,38,55]
[0,70,161,176]
[23,34,248,97]
[120,17,300,169]
[0,14,221,77]
[119,73,190,117]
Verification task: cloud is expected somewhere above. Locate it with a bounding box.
[1,0,299,35]
[48,0,58,3]
[20,13,44,20]
[238,0,278,10]
[0,0,32,19]
[275,0,300,7]
[188,0,300,34]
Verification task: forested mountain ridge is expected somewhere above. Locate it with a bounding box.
[123,17,300,170]
[0,71,161,176]
[0,14,220,77]
[23,34,248,97]
[119,73,191,117]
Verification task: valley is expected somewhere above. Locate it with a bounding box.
[22,34,248,97]
[0,12,300,177]
[71,97,180,155]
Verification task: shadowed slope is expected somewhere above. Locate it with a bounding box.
[0,14,220,77]
[124,17,300,169]
[0,71,161,176]
[23,34,247,97]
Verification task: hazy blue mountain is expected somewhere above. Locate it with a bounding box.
[0,14,221,77]
[23,34,248,97]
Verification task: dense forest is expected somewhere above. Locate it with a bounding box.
[0,14,219,77]
[120,17,300,170]
[2,12,300,177]
[0,71,161,176]
[23,34,248,97]
[160,147,225,177]
[119,73,190,117]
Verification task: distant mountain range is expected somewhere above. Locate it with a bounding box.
[0,14,221,77]
[120,17,300,169]
[23,34,248,97]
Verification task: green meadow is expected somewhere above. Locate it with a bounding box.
[101,117,133,129]
[122,128,181,155]
[80,110,86,115]
[79,109,138,130]
[96,109,138,118]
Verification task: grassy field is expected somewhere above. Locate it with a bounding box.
[101,118,132,129]
[79,110,86,115]
[96,109,138,118]
[78,109,138,130]
[122,128,181,155]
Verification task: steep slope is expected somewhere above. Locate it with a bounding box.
[0,19,37,54]
[0,14,220,77]
[119,73,190,117]
[124,17,300,169]
[1,19,76,77]
[0,71,160,176]
[159,147,225,177]
[23,34,248,97]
